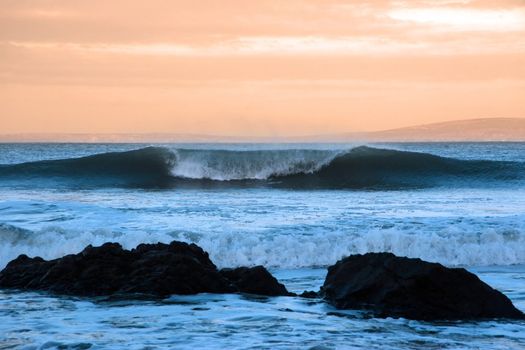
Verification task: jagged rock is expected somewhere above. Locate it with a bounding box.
[321,252,525,320]
[2,244,523,322]
[220,266,292,296]
[299,290,319,299]
[0,241,287,297]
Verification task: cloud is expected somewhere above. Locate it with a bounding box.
[7,32,525,57]
[1,0,524,134]
[388,7,525,32]
[1,1,523,57]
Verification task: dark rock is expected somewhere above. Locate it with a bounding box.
[220,266,291,296]
[3,243,523,322]
[0,241,285,297]
[299,290,319,299]
[321,252,525,320]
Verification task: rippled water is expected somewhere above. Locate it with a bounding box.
[1,267,524,349]
[0,143,524,349]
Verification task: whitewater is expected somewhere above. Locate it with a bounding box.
[1,142,525,349]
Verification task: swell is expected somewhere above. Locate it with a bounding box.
[272,146,524,189]
[0,147,176,188]
[0,146,522,189]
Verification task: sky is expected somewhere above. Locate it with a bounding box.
[1,0,524,137]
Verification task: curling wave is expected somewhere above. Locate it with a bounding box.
[0,146,522,189]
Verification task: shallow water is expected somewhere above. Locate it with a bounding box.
[1,267,524,350]
[0,142,524,349]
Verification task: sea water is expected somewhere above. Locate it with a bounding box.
[0,142,524,349]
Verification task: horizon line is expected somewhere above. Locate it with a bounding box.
[1,117,524,143]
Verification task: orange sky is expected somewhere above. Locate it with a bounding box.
[1,0,524,137]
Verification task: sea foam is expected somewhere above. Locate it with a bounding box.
[1,223,524,269]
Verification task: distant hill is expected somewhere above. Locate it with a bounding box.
[1,118,524,143]
[359,118,525,142]
[301,118,525,142]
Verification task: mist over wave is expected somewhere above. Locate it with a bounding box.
[0,146,523,189]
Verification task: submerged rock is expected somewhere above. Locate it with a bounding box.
[321,252,525,321]
[299,290,319,299]
[0,241,290,298]
[220,266,292,296]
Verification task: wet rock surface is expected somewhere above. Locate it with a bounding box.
[220,266,292,296]
[321,252,525,320]
[1,243,523,321]
[0,241,290,297]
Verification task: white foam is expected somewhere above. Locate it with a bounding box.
[169,149,341,180]
[1,224,524,269]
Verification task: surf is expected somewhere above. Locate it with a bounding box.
[2,222,525,269]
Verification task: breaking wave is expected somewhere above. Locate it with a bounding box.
[1,223,524,269]
[0,146,522,189]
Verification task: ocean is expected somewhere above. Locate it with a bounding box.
[1,142,524,349]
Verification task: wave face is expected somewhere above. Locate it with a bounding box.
[0,146,522,189]
[272,146,524,189]
[0,147,176,188]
